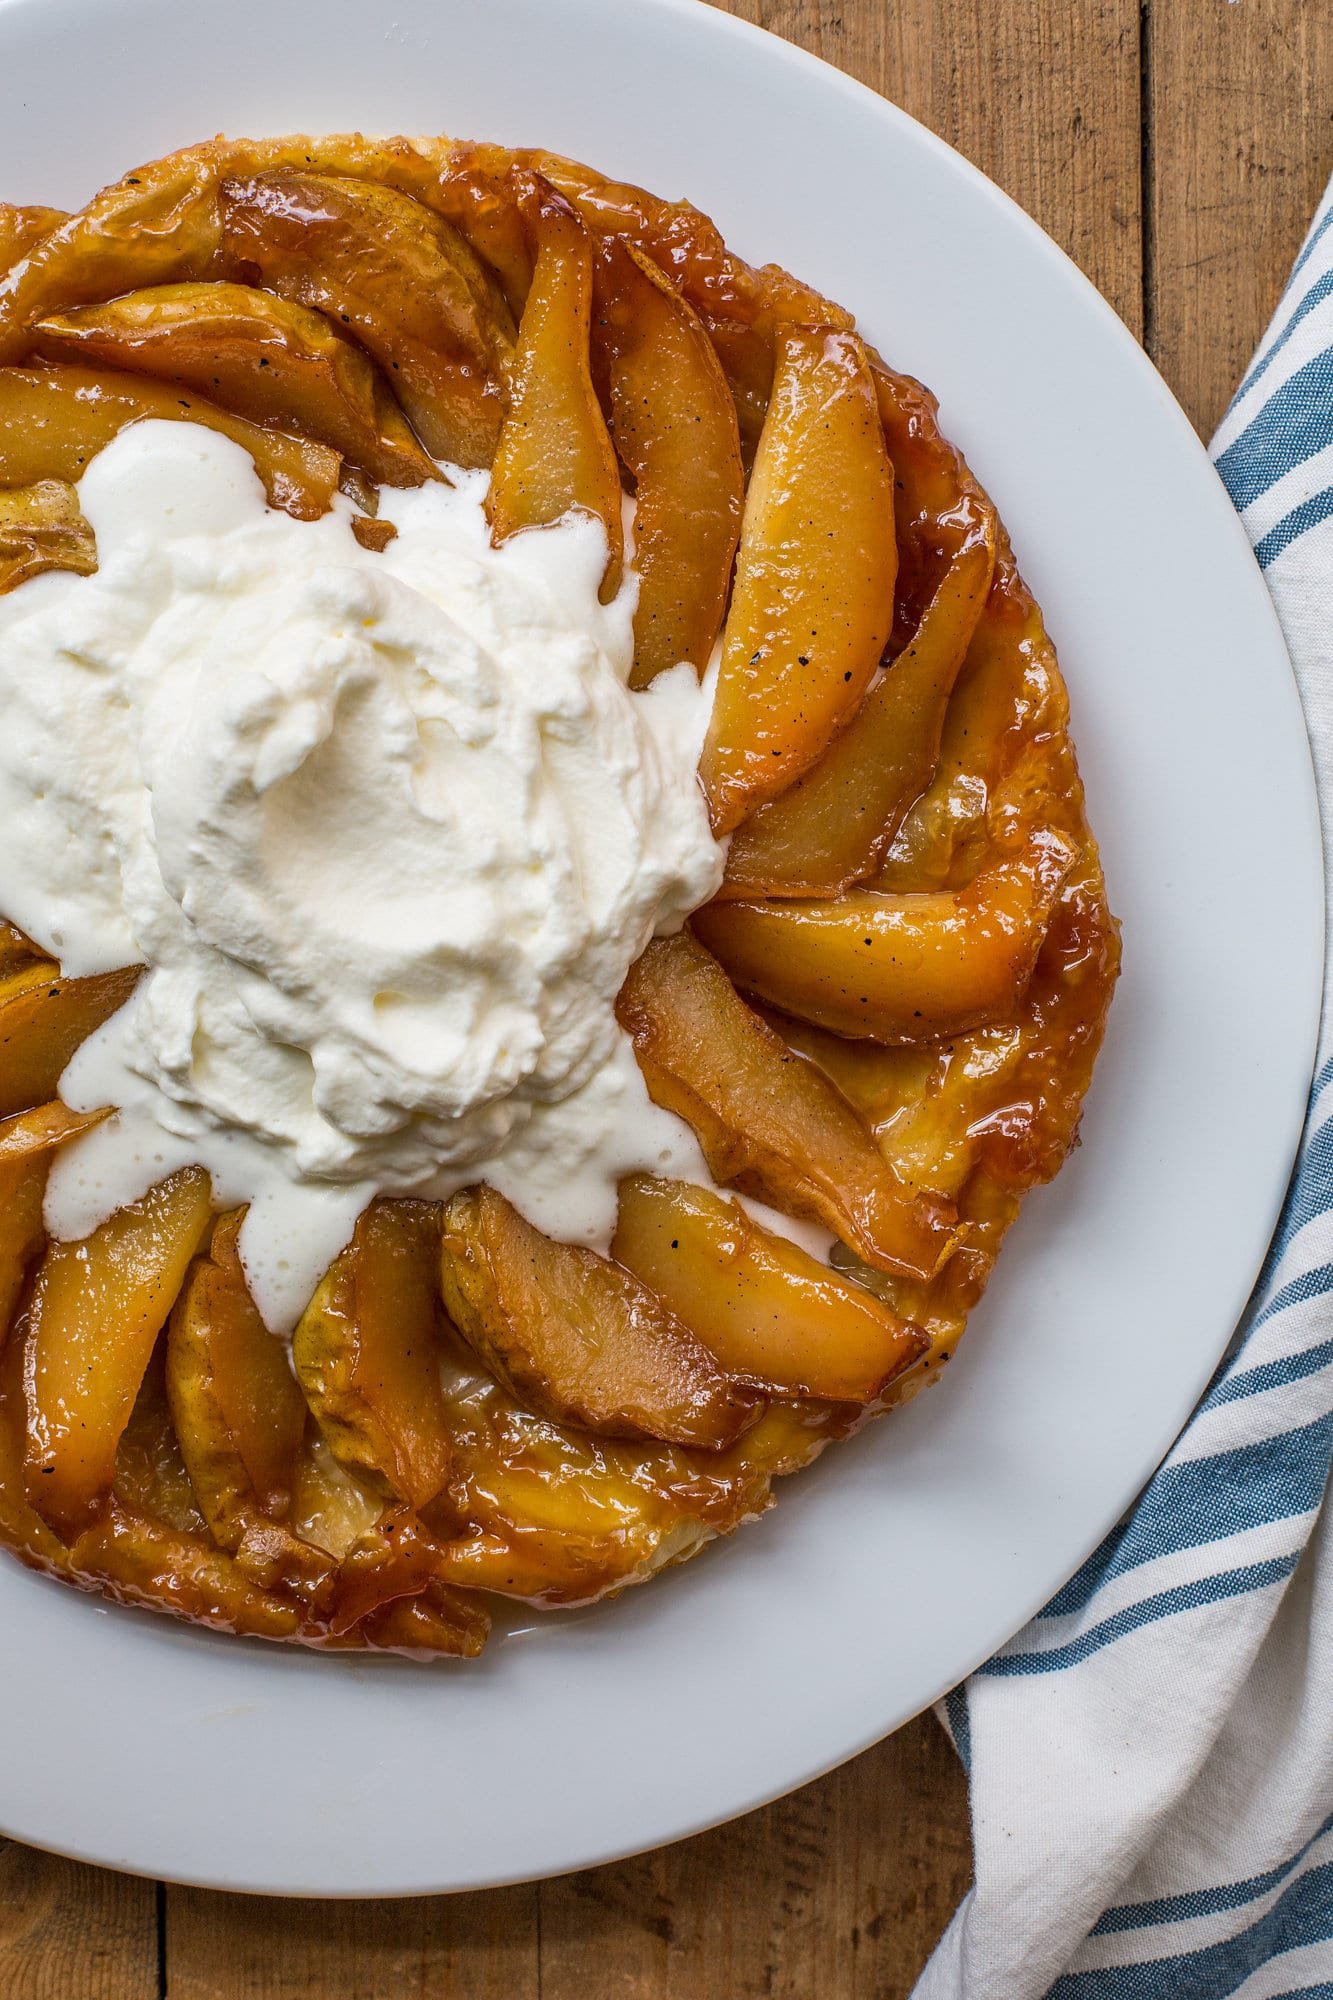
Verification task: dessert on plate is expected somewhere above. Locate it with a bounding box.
[0,134,1119,1657]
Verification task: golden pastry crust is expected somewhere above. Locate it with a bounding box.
[0,135,1118,1656]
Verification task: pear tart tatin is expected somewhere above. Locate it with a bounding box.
[0,136,1118,1657]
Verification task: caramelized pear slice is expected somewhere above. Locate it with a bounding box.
[113,1349,207,1534]
[699,326,896,833]
[612,1176,928,1404]
[439,1184,758,1449]
[437,1353,847,1607]
[695,830,1078,1044]
[0,1313,67,1568]
[36,282,438,487]
[350,514,397,553]
[289,1429,383,1559]
[23,1165,212,1539]
[166,1210,307,1553]
[435,141,855,469]
[293,1199,452,1510]
[722,505,998,898]
[0,1099,108,1161]
[616,931,958,1283]
[220,170,516,468]
[0,923,44,980]
[0,478,97,593]
[358,1578,490,1659]
[0,959,141,1119]
[67,1499,303,1642]
[0,1160,51,1350]
[486,187,623,598]
[594,237,743,685]
[0,134,453,365]
[433,154,536,320]
[753,1009,939,1152]
[326,1507,452,1636]
[0,151,223,364]
[0,205,66,273]
[285,1433,475,1649]
[0,365,341,520]
[0,1103,110,1340]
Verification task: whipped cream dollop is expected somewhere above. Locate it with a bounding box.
[0,422,727,1328]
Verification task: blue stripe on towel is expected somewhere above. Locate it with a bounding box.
[1092,1814,1333,1934]
[943,1684,971,1774]
[1265,1111,1333,1259]
[1289,202,1333,287]
[1235,269,1333,402]
[1214,349,1333,510]
[1211,1331,1333,1406]
[980,1556,1300,1677]
[1249,1267,1333,1337]
[1257,486,1333,570]
[1048,1860,1333,1998]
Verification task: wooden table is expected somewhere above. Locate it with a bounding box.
[2,3,1330,1994]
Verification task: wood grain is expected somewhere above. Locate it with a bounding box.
[166,1885,539,2000]
[0,1842,157,2000]
[538,1715,970,2000]
[1147,0,1333,437]
[714,0,1144,336]
[2,4,1323,1997]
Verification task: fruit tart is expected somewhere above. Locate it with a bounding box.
[0,134,1119,1658]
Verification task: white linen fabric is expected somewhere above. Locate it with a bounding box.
[915,180,1333,2000]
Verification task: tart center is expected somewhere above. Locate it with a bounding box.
[0,420,723,1328]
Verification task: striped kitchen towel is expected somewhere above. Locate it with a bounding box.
[915,178,1333,2000]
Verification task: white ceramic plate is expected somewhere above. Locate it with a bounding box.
[0,0,1320,1897]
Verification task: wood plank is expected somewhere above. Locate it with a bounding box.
[0,1841,157,2000]
[1148,0,1333,436]
[164,1884,538,2000]
[538,1713,971,2000]
[712,0,1144,334]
